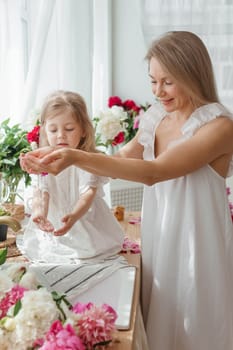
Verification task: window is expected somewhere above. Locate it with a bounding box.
[141,0,233,109]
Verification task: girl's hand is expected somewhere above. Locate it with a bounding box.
[53,214,76,236]
[33,215,54,232]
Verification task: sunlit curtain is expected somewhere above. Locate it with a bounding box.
[0,0,93,129]
[19,0,56,127]
[140,0,233,110]
[0,0,25,123]
[21,0,93,129]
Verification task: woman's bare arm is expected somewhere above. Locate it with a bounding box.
[21,117,233,185]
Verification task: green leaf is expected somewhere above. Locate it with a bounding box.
[0,118,32,203]
[13,299,22,316]
[0,248,7,265]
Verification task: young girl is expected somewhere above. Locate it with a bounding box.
[21,90,124,263]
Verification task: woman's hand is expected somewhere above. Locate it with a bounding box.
[20,147,55,172]
[20,147,75,175]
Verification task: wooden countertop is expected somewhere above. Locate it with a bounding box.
[4,211,142,350]
[112,211,141,350]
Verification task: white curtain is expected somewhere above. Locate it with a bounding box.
[140,0,233,110]
[22,0,93,129]
[19,0,56,127]
[0,0,93,129]
[0,0,25,123]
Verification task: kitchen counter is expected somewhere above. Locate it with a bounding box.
[4,211,147,350]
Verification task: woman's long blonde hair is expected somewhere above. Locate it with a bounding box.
[146,31,219,107]
[39,90,97,152]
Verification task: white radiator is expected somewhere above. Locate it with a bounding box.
[110,180,143,211]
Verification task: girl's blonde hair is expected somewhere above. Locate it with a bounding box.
[146,31,219,107]
[39,90,96,152]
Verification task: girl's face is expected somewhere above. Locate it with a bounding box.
[149,57,191,115]
[45,110,84,149]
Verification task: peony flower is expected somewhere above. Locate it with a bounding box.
[27,125,40,145]
[19,270,40,290]
[72,302,94,314]
[8,288,59,349]
[0,258,117,350]
[121,237,141,254]
[108,96,123,107]
[95,106,128,144]
[123,99,140,114]
[38,320,85,350]
[94,96,150,149]
[74,303,117,349]
[0,284,27,319]
[26,124,48,176]
[112,131,125,146]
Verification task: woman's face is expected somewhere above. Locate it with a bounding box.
[45,110,84,149]
[149,57,191,114]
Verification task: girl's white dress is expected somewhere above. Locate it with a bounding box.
[139,103,233,350]
[22,167,124,263]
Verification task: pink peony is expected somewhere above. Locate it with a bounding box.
[75,304,117,349]
[38,320,85,350]
[0,284,27,319]
[121,237,141,254]
[72,302,94,314]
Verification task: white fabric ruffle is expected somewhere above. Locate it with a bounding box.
[138,102,233,176]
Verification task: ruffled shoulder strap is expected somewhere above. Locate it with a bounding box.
[182,102,233,137]
[181,103,233,177]
[138,103,166,159]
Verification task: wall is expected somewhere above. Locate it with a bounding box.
[110,0,233,204]
[111,0,154,106]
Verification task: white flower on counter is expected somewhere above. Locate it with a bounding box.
[4,288,59,349]
[0,248,117,350]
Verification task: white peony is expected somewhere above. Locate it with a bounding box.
[19,270,39,290]
[9,288,59,349]
[96,106,128,142]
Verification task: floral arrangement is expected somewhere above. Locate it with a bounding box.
[93,96,150,149]
[0,248,117,350]
[0,118,32,204]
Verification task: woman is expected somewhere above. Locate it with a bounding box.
[21,31,233,350]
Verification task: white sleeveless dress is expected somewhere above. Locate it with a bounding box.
[22,167,124,263]
[139,103,233,350]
